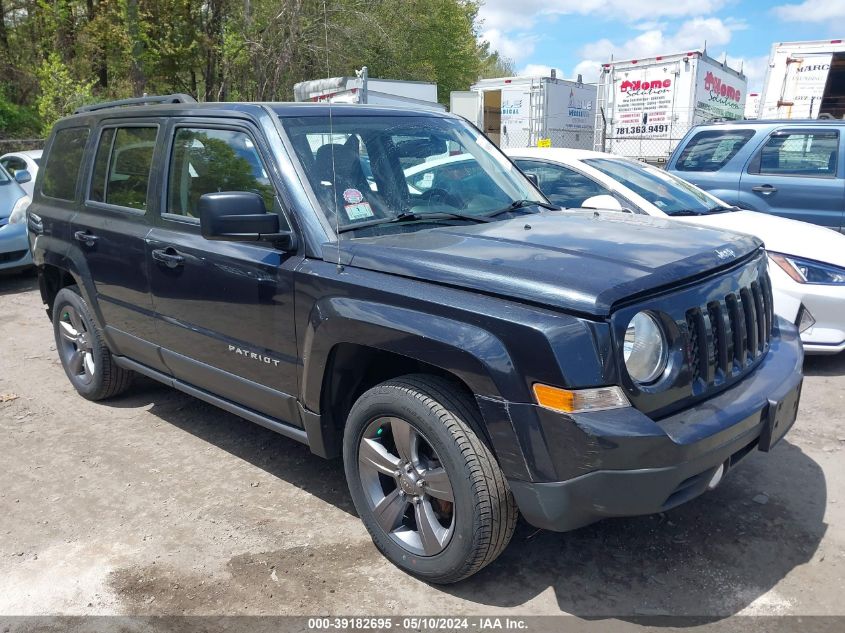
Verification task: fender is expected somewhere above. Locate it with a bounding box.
[299,296,537,477]
[300,296,520,412]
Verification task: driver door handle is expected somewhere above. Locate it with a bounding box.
[151,247,185,269]
[751,185,777,194]
[73,230,99,247]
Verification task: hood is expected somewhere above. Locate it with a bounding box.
[676,210,845,268]
[331,211,762,317]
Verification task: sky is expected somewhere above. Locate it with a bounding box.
[478,0,845,92]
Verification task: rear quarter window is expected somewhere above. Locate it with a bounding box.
[674,129,755,172]
[41,127,90,200]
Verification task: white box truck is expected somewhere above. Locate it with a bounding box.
[757,39,845,120]
[745,92,761,119]
[594,51,747,163]
[294,67,444,110]
[449,74,597,149]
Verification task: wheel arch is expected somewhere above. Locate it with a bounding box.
[299,297,526,469]
[300,297,519,409]
[37,248,98,323]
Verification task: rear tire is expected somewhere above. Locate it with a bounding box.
[52,286,133,401]
[343,374,517,583]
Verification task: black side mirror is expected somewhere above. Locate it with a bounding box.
[14,169,32,184]
[198,191,297,251]
[525,172,539,187]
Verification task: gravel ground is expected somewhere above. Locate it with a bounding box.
[1,272,844,624]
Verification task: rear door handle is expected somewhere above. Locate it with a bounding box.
[151,247,185,269]
[73,230,99,247]
[751,185,777,194]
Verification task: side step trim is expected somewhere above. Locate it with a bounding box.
[113,356,310,446]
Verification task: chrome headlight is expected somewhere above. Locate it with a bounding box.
[770,252,845,285]
[623,311,668,384]
[8,196,31,225]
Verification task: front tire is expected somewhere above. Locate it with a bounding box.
[343,375,517,584]
[52,286,133,401]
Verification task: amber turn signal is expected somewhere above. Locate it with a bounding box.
[532,383,630,414]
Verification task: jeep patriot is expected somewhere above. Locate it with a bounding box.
[28,94,804,583]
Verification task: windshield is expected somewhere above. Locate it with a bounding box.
[0,164,10,183]
[583,157,726,216]
[280,114,541,236]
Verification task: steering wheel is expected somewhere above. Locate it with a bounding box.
[417,187,462,209]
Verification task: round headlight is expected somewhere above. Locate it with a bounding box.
[624,312,667,384]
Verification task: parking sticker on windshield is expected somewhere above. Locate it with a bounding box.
[343,188,364,204]
[344,202,374,220]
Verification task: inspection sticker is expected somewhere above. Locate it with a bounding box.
[344,202,374,220]
[343,188,364,204]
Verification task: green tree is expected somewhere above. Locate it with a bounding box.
[0,0,515,136]
[0,93,41,138]
[35,52,96,133]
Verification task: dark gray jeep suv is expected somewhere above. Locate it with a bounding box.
[28,94,803,583]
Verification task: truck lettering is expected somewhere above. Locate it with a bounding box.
[619,78,671,94]
[568,90,594,118]
[704,71,741,103]
[797,64,830,72]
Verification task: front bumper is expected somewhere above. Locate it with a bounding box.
[796,285,845,353]
[0,221,33,271]
[505,317,804,532]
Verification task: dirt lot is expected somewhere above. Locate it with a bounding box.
[1,272,844,623]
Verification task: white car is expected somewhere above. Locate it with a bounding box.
[0,149,41,198]
[507,147,845,354]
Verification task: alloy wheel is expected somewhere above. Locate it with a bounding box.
[57,305,95,385]
[357,416,455,556]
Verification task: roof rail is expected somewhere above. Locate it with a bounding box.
[73,93,197,114]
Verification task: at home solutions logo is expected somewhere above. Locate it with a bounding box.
[619,78,672,95]
[703,71,742,103]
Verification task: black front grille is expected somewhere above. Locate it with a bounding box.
[685,271,774,389]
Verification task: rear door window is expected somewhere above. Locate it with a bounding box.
[749,129,839,177]
[89,126,158,210]
[674,129,755,172]
[41,127,90,200]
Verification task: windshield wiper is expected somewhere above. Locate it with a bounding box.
[485,199,559,219]
[666,209,706,216]
[336,210,490,234]
[669,204,738,217]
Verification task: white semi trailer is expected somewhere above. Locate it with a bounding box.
[594,50,747,163]
[449,74,597,149]
[294,67,444,110]
[757,39,845,120]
